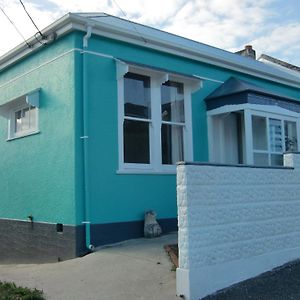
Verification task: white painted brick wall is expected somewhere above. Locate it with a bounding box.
[176,153,300,300]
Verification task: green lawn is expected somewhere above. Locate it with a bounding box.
[0,281,45,300]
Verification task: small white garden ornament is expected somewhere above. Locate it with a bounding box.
[144,210,162,238]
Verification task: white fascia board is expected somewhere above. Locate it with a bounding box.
[0,13,76,72]
[207,103,300,118]
[1,13,300,90]
[69,14,300,88]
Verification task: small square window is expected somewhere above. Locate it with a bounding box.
[14,105,36,133]
[0,90,40,140]
[9,103,38,139]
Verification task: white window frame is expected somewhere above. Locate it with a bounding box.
[117,63,200,174]
[8,102,39,140]
[249,110,299,166]
[207,103,300,166]
[0,89,40,141]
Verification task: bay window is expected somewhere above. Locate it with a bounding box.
[208,107,300,167]
[252,114,298,166]
[206,77,300,167]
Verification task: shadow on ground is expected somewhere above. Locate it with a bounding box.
[203,260,300,300]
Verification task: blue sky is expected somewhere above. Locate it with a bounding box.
[0,0,299,66]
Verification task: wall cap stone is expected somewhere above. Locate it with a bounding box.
[177,161,293,170]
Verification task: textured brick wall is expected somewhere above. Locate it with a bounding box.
[176,153,300,300]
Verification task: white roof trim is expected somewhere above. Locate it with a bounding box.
[117,59,203,92]
[0,14,77,71]
[207,103,300,118]
[1,13,300,89]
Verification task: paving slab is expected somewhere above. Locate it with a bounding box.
[0,233,178,300]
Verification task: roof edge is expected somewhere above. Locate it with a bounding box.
[1,13,300,89]
[206,89,300,104]
[0,13,86,72]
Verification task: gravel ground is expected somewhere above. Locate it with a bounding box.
[203,260,300,300]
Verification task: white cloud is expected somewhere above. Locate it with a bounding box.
[161,0,274,49]
[0,0,58,52]
[248,23,300,65]
[0,0,299,67]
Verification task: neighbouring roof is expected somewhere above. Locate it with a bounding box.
[1,13,300,89]
[259,54,300,73]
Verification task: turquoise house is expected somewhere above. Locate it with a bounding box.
[1,13,300,262]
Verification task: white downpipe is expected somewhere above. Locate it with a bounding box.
[83,26,92,48]
[82,25,94,251]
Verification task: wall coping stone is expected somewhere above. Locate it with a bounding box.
[177,161,293,170]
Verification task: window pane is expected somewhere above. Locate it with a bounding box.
[161,124,184,164]
[124,120,150,163]
[269,118,282,152]
[15,110,22,133]
[21,107,30,130]
[161,81,184,122]
[29,106,37,129]
[14,106,37,134]
[124,73,151,119]
[253,153,269,166]
[285,121,298,152]
[252,116,267,150]
[271,154,283,166]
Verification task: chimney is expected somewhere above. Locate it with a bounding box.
[235,45,256,60]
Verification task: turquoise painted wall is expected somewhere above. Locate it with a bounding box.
[1,29,300,227]
[74,32,300,225]
[0,34,78,225]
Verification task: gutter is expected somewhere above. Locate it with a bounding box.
[1,13,300,89]
[0,13,75,72]
[68,14,300,89]
[81,25,94,251]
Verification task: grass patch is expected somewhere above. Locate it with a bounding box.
[0,281,45,300]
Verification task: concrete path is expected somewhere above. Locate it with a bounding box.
[0,233,178,300]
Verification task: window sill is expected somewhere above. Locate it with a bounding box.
[6,130,40,141]
[116,168,177,175]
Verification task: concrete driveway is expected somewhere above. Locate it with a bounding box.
[0,233,178,300]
